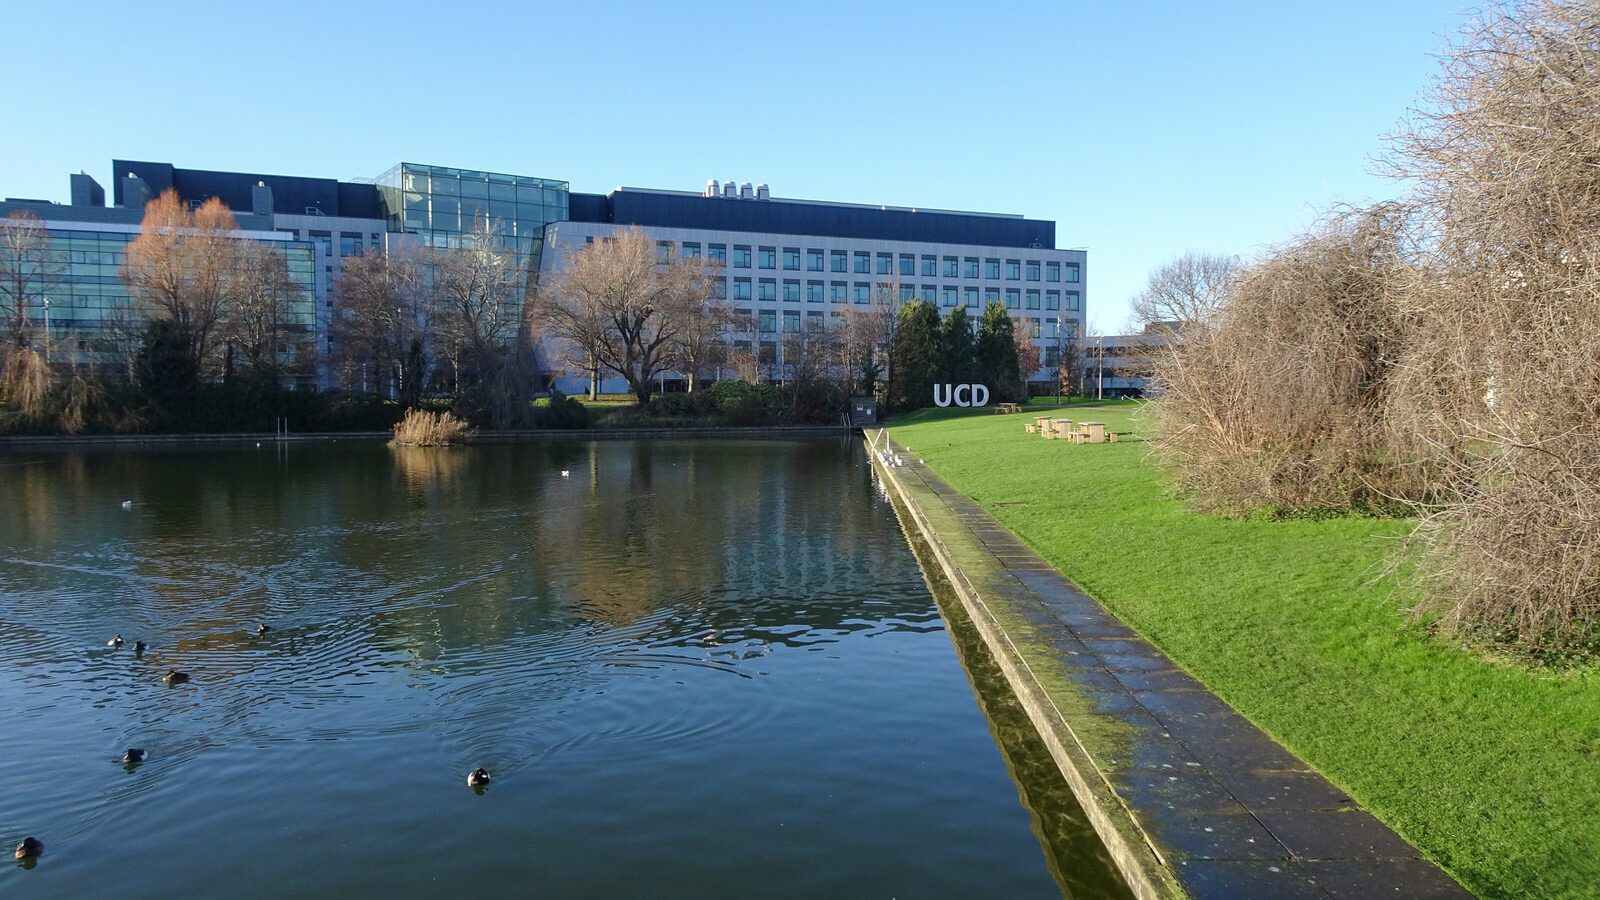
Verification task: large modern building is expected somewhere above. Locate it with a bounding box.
[0,160,1085,394]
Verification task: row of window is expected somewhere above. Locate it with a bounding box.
[658,240,1080,283]
[728,308,1078,340]
[722,277,1081,311]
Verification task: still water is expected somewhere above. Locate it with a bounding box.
[0,438,1122,898]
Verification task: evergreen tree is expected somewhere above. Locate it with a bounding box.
[975,301,1022,401]
[940,306,978,384]
[135,319,200,411]
[888,300,942,410]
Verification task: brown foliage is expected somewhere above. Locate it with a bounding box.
[1150,207,1423,514]
[1,347,52,415]
[1388,0,1600,650]
[390,408,471,447]
[122,191,244,373]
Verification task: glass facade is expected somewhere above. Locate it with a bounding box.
[17,227,316,376]
[375,162,568,251]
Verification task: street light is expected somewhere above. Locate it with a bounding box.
[1096,332,1103,401]
[42,298,50,365]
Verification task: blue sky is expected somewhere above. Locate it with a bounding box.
[0,1,1473,331]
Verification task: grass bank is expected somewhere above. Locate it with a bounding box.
[889,403,1599,900]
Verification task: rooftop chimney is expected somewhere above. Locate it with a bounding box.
[251,180,275,217]
[122,173,152,211]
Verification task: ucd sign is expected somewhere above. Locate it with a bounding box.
[932,384,991,408]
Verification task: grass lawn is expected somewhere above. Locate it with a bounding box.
[889,404,1600,900]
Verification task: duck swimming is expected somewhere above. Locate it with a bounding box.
[162,670,188,685]
[107,634,123,648]
[255,624,270,635]
[122,748,146,764]
[134,641,147,656]
[466,767,492,788]
[14,837,42,859]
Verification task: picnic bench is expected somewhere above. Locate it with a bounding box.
[994,402,1023,414]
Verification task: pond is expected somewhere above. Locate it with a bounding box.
[0,438,1125,897]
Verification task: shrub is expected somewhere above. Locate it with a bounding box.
[390,408,470,446]
[530,394,590,429]
[704,380,783,425]
[1149,206,1423,515]
[1388,0,1600,653]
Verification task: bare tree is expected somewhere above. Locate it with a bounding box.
[225,241,299,383]
[541,228,716,403]
[836,283,897,396]
[334,249,432,403]
[1387,0,1600,650]
[0,210,59,353]
[664,271,734,392]
[429,219,521,372]
[1130,252,1238,334]
[122,190,248,373]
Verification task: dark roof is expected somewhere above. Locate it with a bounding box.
[111,160,384,220]
[568,190,1056,249]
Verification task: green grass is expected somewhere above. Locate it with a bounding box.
[889,404,1600,900]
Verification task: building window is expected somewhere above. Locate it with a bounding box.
[1006,259,1021,280]
[899,254,915,277]
[899,284,915,301]
[1043,318,1059,340]
[920,284,937,303]
[1046,261,1060,282]
[1030,318,1042,338]
[876,253,892,275]
[1065,291,1081,311]
[1066,319,1079,339]
[944,256,959,277]
[759,246,777,269]
[1046,290,1060,310]
[964,287,979,308]
[1026,260,1040,281]
[734,245,751,268]
[783,311,800,333]
[831,281,847,303]
[1065,263,1080,283]
[657,240,674,264]
[708,243,727,263]
[759,310,776,333]
[854,251,871,273]
[783,247,800,270]
[783,279,801,302]
[942,287,958,307]
[1026,289,1041,309]
[985,258,1000,279]
[985,287,1001,307]
[831,250,848,272]
[853,282,871,304]
[921,255,937,277]
[1006,288,1021,309]
[964,257,980,278]
[733,277,752,301]
[682,242,702,258]
[807,280,824,303]
[759,278,777,301]
[711,279,727,300]
[805,310,824,330]
[806,248,823,271]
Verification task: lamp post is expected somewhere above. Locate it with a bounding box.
[1096,332,1103,401]
[41,298,50,365]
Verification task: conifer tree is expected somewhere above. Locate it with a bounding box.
[940,305,977,385]
[975,301,1021,401]
[888,300,941,410]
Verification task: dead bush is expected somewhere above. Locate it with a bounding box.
[1149,206,1424,514]
[390,408,471,447]
[1389,0,1600,651]
[1,348,53,416]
